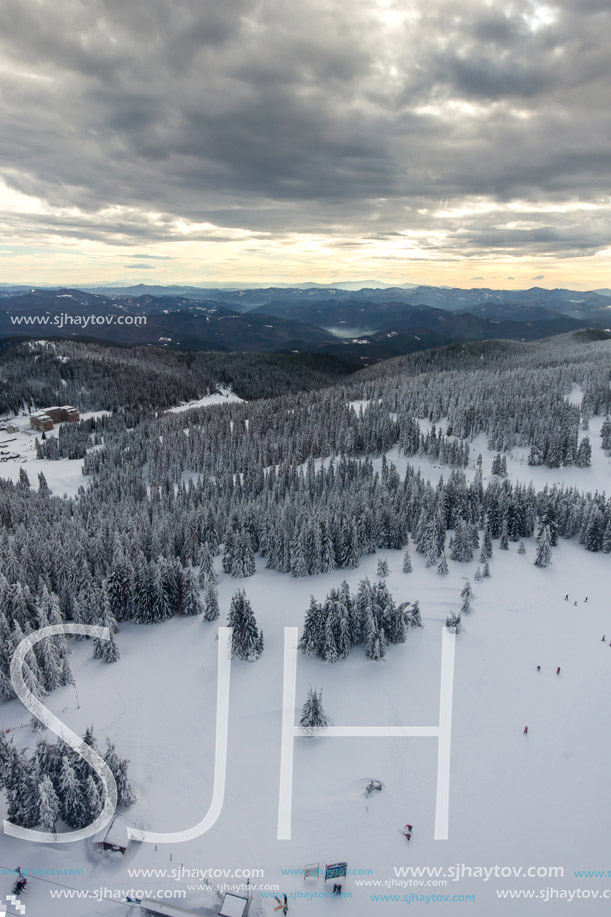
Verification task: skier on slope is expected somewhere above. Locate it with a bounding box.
[602,635,606,642]
[565,594,569,601]
[523,726,528,735]
[536,665,541,671]
[556,666,561,675]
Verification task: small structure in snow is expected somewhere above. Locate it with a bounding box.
[364,778,383,797]
[137,892,250,917]
[138,902,205,917]
[218,892,250,916]
[97,814,131,855]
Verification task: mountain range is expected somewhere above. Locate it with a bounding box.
[1,283,610,363]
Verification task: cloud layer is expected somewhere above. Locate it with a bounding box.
[0,0,609,275]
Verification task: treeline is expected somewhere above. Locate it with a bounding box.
[0,340,355,415]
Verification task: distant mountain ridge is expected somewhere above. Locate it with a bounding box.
[0,283,609,363]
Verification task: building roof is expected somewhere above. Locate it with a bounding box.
[218,893,249,917]
[138,901,206,917]
[100,814,131,848]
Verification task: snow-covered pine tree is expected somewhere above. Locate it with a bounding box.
[133,554,154,624]
[202,580,220,621]
[320,520,337,572]
[222,530,236,575]
[299,597,325,656]
[446,612,461,633]
[5,747,39,828]
[364,609,386,660]
[178,564,203,615]
[341,521,360,569]
[534,524,553,568]
[197,541,216,587]
[404,599,422,628]
[375,581,405,645]
[402,549,413,573]
[321,607,340,663]
[323,591,350,660]
[460,579,473,614]
[37,774,60,832]
[231,531,256,578]
[575,436,592,468]
[58,757,87,828]
[450,520,474,562]
[376,559,389,577]
[82,774,103,825]
[290,528,310,578]
[227,589,263,661]
[437,552,449,575]
[299,686,328,735]
[104,740,137,807]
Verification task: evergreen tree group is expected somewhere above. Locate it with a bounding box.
[299,579,421,663]
[0,726,135,832]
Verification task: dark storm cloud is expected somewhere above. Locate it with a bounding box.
[0,0,609,257]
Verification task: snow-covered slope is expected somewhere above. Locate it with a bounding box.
[0,419,609,916]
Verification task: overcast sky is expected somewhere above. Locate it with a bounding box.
[0,0,609,288]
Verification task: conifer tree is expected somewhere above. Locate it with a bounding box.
[450,520,474,562]
[364,615,386,660]
[178,564,203,615]
[534,525,553,568]
[227,590,263,661]
[59,757,87,828]
[299,597,325,656]
[460,579,473,615]
[575,437,592,468]
[37,774,60,832]
[202,580,220,621]
[299,686,328,735]
[104,740,137,807]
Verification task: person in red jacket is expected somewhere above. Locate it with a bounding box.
[523,725,528,735]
